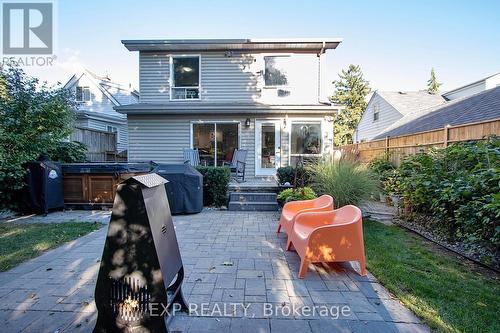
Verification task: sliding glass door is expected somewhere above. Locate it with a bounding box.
[192,122,239,166]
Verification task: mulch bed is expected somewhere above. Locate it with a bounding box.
[395,214,499,273]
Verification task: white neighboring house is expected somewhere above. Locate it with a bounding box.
[354,91,445,142]
[63,69,139,152]
[442,72,500,101]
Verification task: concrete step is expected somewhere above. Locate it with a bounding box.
[228,201,279,211]
[229,192,277,203]
[228,184,281,193]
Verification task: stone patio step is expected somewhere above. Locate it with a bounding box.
[229,192,277,202]
[228,201,279,211]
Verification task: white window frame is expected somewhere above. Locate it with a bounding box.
[288,119,324,159]
[373,103,380,122]
[76,86,91,102]
[255,118,282,176]
[189,120,241,166]
[170,54,201,101]
[263,54,291,88]
[106,125,119,142]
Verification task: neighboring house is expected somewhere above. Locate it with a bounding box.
[373,85,500,139]
[115,39,342,178]
[64,69,139,152]
[354,91,445,142]
[443,72,500,101]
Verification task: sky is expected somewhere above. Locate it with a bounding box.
[10,0,500,96]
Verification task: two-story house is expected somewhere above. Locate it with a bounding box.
[115,38,342,179]
[64,69,139,153]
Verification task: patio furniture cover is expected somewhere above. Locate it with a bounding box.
[152,163,203,214]
[24,156,64,214]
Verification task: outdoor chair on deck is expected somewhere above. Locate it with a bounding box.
[287,205,366,278]
[183,148,201,166]
[223,149,248,182]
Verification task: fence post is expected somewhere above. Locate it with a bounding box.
[385,136,389,158]
[443,125,449,147]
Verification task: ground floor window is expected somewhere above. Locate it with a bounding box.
[192,122,239,166]
[290,121,322,166]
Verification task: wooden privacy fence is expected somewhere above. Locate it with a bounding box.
[70,127,123,162]
[337,118,500,166]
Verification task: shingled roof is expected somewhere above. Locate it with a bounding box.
[374,86,500,139]
[377,91,446,115]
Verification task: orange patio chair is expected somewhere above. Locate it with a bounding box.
[277,195,334,238]
[287,205,366,279]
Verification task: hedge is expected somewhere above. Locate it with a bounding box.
[196,166,230,207]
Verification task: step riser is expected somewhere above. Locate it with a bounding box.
[229,193,277,202]
[229,187,281,194]
[228,202,279,211]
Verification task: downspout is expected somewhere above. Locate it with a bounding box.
[317,41,326,103]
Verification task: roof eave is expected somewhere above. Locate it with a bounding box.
[121,38,342,53]
[114,104,339,115]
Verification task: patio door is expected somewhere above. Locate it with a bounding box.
[255,120,281,176]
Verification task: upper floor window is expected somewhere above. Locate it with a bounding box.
[76,86,91,102]
[171,56,200,100]
[373,103,380,121]
[264,56,289,87]
[106,125,119,142]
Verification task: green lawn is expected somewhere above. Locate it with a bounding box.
[0,222,102,271]
[364,220,500,333]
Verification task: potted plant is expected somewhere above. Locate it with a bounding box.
[277,187,317,207]
[379,190,388,203]
[383,170,402,207]
[369,157,395,204]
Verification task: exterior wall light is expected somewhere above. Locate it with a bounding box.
[245,118,251,127]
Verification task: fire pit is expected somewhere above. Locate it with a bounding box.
[93,173,187,332]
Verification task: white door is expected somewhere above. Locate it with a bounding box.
[255,120,281,176]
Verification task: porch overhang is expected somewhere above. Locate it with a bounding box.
[115,103,340,115]
[122,38,342,53]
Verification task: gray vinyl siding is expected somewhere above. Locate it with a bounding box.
[139,52,258,103]
[355,94,403,142]
[139,52,171,103]
[127,114,332,178]
[138,52,319,104]
[128,116,190,164]
[200,54,259,101]
[128,115,256,176]
[75,118,89,128]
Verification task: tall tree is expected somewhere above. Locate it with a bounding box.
[0,72,8,100]
[330,64,370,146]
[0,64,75,208]
[427,68,441,94]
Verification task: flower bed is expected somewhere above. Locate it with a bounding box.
[370,136,500,265]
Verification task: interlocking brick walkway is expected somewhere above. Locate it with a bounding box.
[0,210,429,332]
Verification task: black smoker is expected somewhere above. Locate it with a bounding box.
[24,155,64,215]
[94,173,187,333]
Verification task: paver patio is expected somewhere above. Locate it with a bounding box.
[0,210,429,332]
